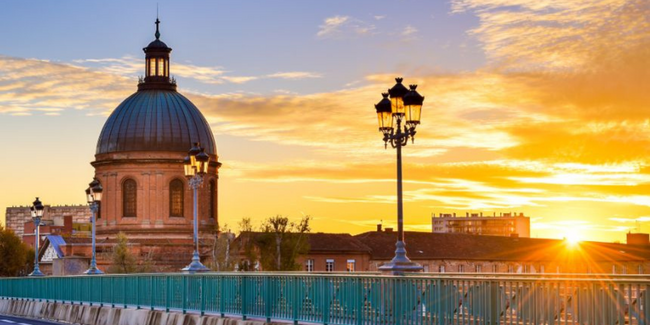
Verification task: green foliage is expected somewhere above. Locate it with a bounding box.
[257,215,311,271]
[0,226,31,276]
[108,232,137,274]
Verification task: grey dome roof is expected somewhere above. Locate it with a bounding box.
[96,90,216,155]
[146,39,169,49]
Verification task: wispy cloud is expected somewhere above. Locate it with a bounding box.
[72,57,321,85]
[400,25,419,41]
[317,15,376,39]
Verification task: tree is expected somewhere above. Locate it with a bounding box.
[0,226,31,277]
[258,215,311,271]
[210,223,235,271]
[236,218,258,271]
[108,232,137,274]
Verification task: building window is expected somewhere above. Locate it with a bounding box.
[458,265,465,273]
[170,179,184,217]
[612,265,616,274]
[507,265,514,273]
[475,265,482,273]
[326,259,335,272]
[346,259,356,272]
[157,58,165,76]
[148,58,156,77]
[123,179,137,217]
[439,265,445,273]
[209,180,216,219]
[423,264,429,272]
[524,265,530,273]
[305,259,314,272]
[622,265,627,274]
[492,265,498,273]
[540,265,545,273]
[639,265,644,274]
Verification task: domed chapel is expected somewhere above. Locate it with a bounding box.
[92,19,221,270]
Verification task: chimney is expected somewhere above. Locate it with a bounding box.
[377,224,382,232]
[385,227,394,233]
[453,213,456,217]
[63,215,73,234]
[480,212,483,217]
[466,212,469,217]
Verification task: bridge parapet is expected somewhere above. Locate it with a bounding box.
[1,273,649,324]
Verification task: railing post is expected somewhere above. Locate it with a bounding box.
[220,276,225,317]
[136,276,141,309]
[293,277,299,325]
[643,284,650,324]
[395,278,402,325]
[165,276,170,313]
[200,275,206,316]
[99,276,103,307]
[150,275,154,311]
[435,279,442,325]
[123,276,127,309]
[490,281,498,325]
[323,276,330,325]
[182,276,187,314]
[111,276,115,308]
[265,276,272,323]
[241,275,247,320]
[356,277,363,325]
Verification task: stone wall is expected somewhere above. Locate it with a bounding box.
[5,205,90,238]
[0,298,285,325]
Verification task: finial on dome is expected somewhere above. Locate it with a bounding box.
[155,18,161,40]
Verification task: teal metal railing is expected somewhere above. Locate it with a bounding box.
[1,273,649,325]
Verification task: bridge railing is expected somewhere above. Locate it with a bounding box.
[1,273,649,325]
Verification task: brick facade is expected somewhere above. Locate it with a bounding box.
[5,205,90,239]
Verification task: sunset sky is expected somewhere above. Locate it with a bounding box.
[1,0,649,243]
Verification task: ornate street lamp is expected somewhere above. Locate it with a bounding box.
[182,142,210,273]
[84,178,104,275]
[28,197,45,277]
[375,77,425,274]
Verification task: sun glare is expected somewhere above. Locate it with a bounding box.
[565,231,582,246]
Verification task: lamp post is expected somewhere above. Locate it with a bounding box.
[182,142,210,273]
[84,178,104,275]
[28,197,45,277]
[375,77,425,274]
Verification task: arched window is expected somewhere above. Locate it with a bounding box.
[209,180,216,219]
[170,179,184,217]
[123,179,137,217]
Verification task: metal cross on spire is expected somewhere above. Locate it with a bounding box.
[155,18,161,40]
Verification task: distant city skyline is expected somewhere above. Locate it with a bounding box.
[1,0,648,243]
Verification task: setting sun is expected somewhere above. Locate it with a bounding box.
[565,231,583,246]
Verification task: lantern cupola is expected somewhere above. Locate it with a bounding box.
[139,18,176,91]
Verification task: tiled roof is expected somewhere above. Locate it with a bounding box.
[308,233,371,253]
[355,231,650,262]
[233,232,371,253]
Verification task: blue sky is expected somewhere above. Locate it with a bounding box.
[0,0,483,95]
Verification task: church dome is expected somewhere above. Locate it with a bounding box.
[95,18,216,156]
[96,90,216,155]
